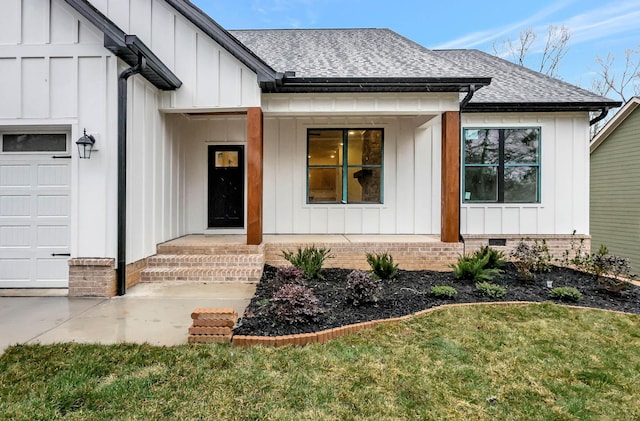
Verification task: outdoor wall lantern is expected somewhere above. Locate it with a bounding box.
[76,129,96,159]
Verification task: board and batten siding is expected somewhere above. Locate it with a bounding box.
[262,115,442,234]
[461,113,590,236]
[87,0,261,110]
[0,0,118,260]
[591,106,640,272]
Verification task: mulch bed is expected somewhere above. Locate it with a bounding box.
[233,263,640,337]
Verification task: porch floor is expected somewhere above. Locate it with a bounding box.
[161,234,443,246]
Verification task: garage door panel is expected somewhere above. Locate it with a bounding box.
[0,165,30,187]
[0,225,30,247]
[36,258,68,280]
[37,164,69,186]
[0,195,30,216]
[0,258,31,280]
[36,195,68,216]
[37,225,69,248]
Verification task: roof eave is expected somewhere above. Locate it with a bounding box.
[591,97,640,153]
[165,0,279,84]
[64,0,182,91]
[462,101,622,113]
[263,77,491,93]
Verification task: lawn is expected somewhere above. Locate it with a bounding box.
[2,303,640,420]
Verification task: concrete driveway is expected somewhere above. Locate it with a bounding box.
[0,282,255,355]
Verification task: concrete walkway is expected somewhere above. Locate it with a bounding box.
[0,282,255,355]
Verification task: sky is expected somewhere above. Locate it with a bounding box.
[191,0,640,96]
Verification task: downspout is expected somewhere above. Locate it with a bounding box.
[459,84,476,109]
[117,54,146,296]
[589,106,609,126]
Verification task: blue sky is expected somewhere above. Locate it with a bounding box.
[192,0,640,93]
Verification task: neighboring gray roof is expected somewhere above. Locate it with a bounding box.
[435,49,619,111]
[230,28,479,79]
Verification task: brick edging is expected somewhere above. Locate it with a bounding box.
[231,301,639,347]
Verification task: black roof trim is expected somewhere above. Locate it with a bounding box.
[462,101,622,113]
[165,0,279,85]
[265,77,492,93]
[64,0,182,91]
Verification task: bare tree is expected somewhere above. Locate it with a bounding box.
[493,25,570,78]
[591,48,640,103]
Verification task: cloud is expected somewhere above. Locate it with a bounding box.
[432,0,573,49]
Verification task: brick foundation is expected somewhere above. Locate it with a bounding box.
[68,258,116,297]
[264,242,463,271]
[462,234,591,260]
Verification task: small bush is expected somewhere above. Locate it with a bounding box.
[366,252,399,280]
[271,283,323,324]
[346,270,382,306]
[549,287,583,302]
[558,230,591,271]
[510,239,552,280]
[281,245,333,279]
[590,246,633,292]
[430,285,458,299]
[475,245,506,269]
[274,266,304,287]
[451,253,502,282]
[475,282,507,299]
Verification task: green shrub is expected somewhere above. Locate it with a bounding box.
[451,253,502,282]
[346,270,382,306]
[281,246,333,279]
[271,283,323,324]
[549,287,583,302]
[366,252,399,280]
[475,282,507,299]
[558,230,591,271]
[510,238,552,280]
[430,285,458,299]
[475,245,506,269]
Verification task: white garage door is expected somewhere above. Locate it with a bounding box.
[0,132,71,288]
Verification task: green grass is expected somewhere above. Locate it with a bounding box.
[2,304,640,420]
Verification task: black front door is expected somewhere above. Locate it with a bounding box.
[208,145,244,228]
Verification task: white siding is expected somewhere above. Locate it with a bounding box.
[262,115,442,234]
[460,113,590,236]
[87,0,261,110]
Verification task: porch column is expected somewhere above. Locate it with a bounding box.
[441,111,460,243]
[247,107,263,245]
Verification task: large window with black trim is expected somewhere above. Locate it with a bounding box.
[463,127,540,203]
[307,129,383,204]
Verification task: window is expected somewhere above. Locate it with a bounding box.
[463,128,540,203]
[2,133,67,152]
[307,129,383,204]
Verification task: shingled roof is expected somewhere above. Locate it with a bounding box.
[230,28,618,110]
[435,49,619,111]
[230,28,490,93]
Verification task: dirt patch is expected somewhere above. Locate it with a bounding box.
[234,263,640,337]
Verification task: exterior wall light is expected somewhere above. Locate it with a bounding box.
[76,129,96,159]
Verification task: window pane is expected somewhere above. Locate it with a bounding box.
[464,166,497,201]
[504,166,539,202]
[505,128,539,164]
[347,129,382,165]
[348,167,381,203]
[308,130,343,166]
[214,151,239,167]
[308,168,342,203]
[3,134,66,152]
[464,129,499,164]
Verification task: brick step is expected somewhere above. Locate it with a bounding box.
[140,266,263,283]
[146,254,264,268]
[156,243,263,255]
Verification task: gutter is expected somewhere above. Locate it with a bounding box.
[116,55,146,296]
[459,84,476,108]
[589,106,610,126]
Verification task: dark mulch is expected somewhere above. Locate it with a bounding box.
[233,263,640,337]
